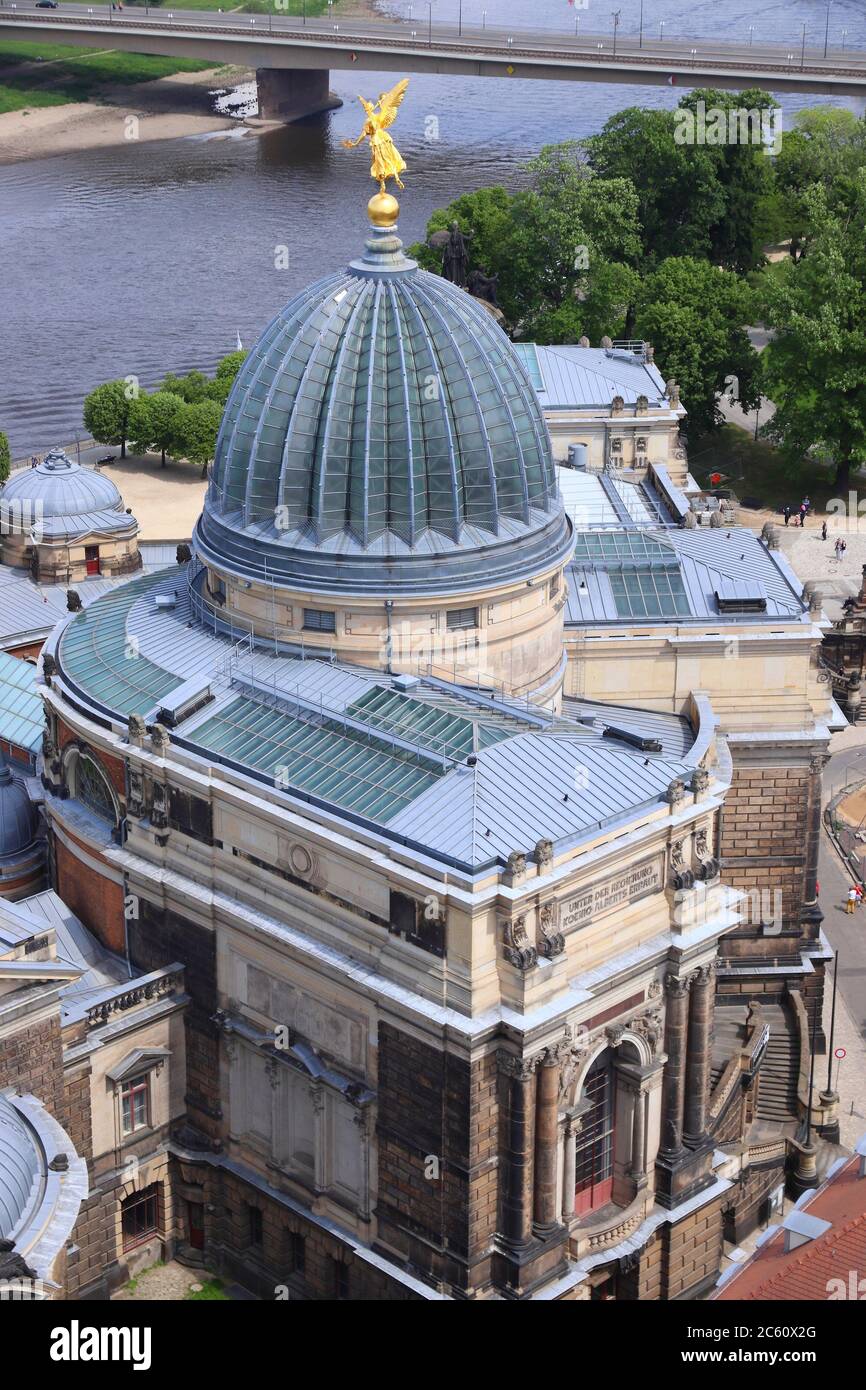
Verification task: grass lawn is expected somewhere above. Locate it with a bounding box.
[0,83,69,113]
[0,41,216,110]
[688,423,852,516]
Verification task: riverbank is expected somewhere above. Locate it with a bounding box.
[0,67,250,164]
[0,0,383,163]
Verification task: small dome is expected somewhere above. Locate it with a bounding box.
[0,448,124,524]
[0,1094,41,1239]
[197,224,572,594]
[0,759,38,859]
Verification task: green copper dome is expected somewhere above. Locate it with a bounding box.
[196,224,572,594]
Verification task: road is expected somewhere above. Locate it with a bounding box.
[1,3,865,95]
[820,734,866,1053]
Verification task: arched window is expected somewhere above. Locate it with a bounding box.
[75,754,117,825]
[573,1051,616,1216]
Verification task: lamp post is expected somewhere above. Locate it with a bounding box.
[748,25,754,46]
[482,9,486,29]
[659,19,665,40]
[611,8,620,57]
[427,0,432,45]
[458,0,462,37]
[638,0,643,49]
[801,22,807,69]
[823,0,831,58]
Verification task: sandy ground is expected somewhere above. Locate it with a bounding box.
[0,66,247,165]
[99,452,206,541]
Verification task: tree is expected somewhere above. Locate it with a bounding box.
[172,399,223,479]
[633,257,760,434]
[0,431,10,485]
[773,107,866,259]
[760,176,866,489]
[208,351,248,406]
[410,153,642,340]
[676,89,779,272]
[128,390,186,466]
[583,107,726,267]
[160,369,211,404]
[83,380,135,458]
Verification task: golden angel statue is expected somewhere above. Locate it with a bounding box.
[342,78,409,194]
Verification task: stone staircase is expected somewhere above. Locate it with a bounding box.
[755,1003,800,1124]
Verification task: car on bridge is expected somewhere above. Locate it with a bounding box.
[36,1,60,7]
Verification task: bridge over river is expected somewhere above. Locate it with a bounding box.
[1,4,865,119]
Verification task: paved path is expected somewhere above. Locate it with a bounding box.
[817,729,866,1139]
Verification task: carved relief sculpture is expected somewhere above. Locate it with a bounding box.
[502,915,537,972]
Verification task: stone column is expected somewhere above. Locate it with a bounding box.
[659,973,690,1157]
[533,1050,561,1231]
[255,68,343,123]
[630,1087,647,1184]
[561,1115,578,1222]
[683,963,714,1147]
[500,1055,536,1249]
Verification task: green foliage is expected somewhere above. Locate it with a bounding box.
[773,107,866,259]
[172,399,223,477]
[634,258,760,434]
[127,390,186,466]
[161,370,211,404]
[208,351,248,406]
[410,153,641,340]
[760,175,866,488]
[583,107,726,267]
[583,93,778,273]
[0,431,10,485]
[83,380,135,458]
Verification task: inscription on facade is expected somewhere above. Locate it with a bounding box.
[561,856,663,934]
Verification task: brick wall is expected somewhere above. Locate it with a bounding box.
[209,1166,422,1301]
[127,900,220,1131]
[718,763,810,950]
[53,832,125,954]
[376,1024,500,1294]
[0,1012,64,1118]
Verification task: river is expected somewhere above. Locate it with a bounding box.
[0,0,863,453]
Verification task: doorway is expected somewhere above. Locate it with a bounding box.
[187,1201,205,1251]
[85,545,101,576]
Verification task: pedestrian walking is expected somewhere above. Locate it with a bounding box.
[856,883,864,907]
[799,506,807,527]
[783,504,790,526]
[822,520,828,541]
[847,886,858,913]
[835,538,843,561]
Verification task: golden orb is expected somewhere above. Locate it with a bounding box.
[368,191,400,228]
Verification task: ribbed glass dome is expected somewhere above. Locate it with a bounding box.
[197,224,572,594]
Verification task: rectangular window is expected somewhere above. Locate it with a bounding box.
[332,1259,349,1300]
[549,572,560,599]
[287,1232,306,1276]
[303,609,336,633]
[446,607,478,631]
[247,1205,263,1247]
[120,1075,150,1136]
[389,890,446,958]
[121,1185,160,1251]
